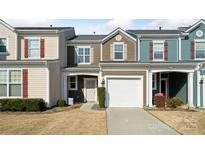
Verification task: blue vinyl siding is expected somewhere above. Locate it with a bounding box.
[181,24,205,60]
[200,69,205,75]
[140,40,150,62]
[140,39,178,62]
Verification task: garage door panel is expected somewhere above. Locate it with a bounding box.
[107,77,143,107]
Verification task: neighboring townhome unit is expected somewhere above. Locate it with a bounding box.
[0,19,75,107]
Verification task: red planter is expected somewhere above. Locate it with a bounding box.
[154,95,166,108]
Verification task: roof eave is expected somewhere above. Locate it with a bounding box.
[102,27,137,43]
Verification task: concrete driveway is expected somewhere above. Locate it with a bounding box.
[106,108,178,135]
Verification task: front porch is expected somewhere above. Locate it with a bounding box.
[152,72,188,103]
[68,75,98,103]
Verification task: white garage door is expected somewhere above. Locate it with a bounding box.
[107,77,143,107]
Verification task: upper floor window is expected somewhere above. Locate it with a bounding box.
[0,70,22,97]
[113,42,124,60]
[0,38,7,53]
[28,38,40,58]
[153,41,164,61]
[77,47,91,64]
[195,41,205,59]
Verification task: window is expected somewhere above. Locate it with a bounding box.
[195,41,205,59]
[77,47,91,64]
[152,73,157,90]
[0,38,7,53]
[28,38,40,58]
[0,70,22,97]
[113,43,124,60]
[69,76,77,90]
[153,41,164,61]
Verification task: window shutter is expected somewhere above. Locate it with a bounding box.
[164,41,168,61]
[24,39,28,58]
[110,44,113,60]
[91,47,94,64]
[74,47,78,64]
[23,69,28,98]
[40,39,45,58]
[191,41,195,60]
[149,41,153,61]
[124,44,127,60]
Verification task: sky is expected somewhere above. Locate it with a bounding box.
[4,19,199,34]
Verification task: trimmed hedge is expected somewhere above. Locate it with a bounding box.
[97,87,105,108]
[57,99,66,107]
[166,97,184,108]
[0,99,46,112]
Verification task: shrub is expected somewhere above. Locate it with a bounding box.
[57,99,66,107]
[97,87,105,108]
[0,99,46,112]
[166,97,184,108]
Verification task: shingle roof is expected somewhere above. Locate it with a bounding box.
[126,30,180,35]
[15,27,73,30]
[69,35,106,41]
[177,27,189,32]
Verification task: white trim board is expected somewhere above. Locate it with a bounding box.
[104,75,144,107]
[102,27,136,43]
[185,19,205,33]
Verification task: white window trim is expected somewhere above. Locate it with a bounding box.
[68,76,78,91]
[77,46,91,64]
[194,39,205,60]
[152,73,157,90]
[27,37,41,59]
[153,40,165,62]
[0,68,23,98]
[0,37,9,55]
[113,42,124,61]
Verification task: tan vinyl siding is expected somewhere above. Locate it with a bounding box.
[0,24,16,60]
[20,35,58,60]
[102,32,136,61]
[28,68,47,102]
[49,62,61,106]
[102,71,147,106]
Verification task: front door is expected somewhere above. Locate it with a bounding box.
[161,79,168,98]
[84,78,97,102]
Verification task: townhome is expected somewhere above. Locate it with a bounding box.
[0,19,75,107]
[1,19,205,108]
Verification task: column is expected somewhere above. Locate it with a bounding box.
[188,72,194,107]
[62,73,68,103]
[148,71,153,107]
[197,70,201,107]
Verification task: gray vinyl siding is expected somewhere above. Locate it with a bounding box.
[140,39,178,62]
[181,24,205,60]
